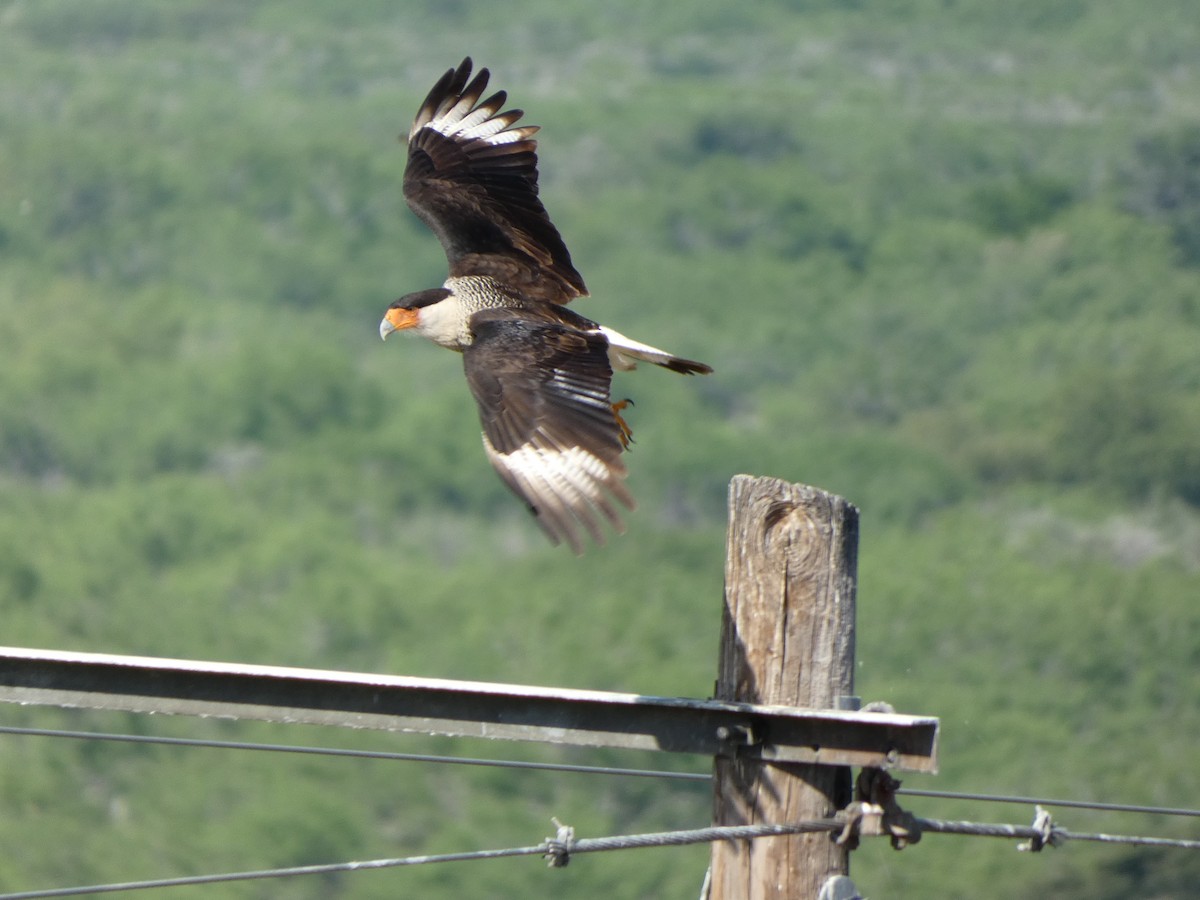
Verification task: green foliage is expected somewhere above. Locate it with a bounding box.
[13,0,258,48]
[1031,845,1200,899]
[969,173,1074,235]
[2,1,1200,898]
[1124,124,1200,266]
[1046,352,1200,503]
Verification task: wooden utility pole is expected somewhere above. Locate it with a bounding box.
[709,475,859,899]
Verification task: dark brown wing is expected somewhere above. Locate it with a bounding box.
[462,308,633,552]
[404,58,587,305]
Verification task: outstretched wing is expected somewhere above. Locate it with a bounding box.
[404,58,587,305]
[462,308,633,553]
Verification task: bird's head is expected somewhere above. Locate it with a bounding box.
[379,301,419,341]
[379,287,452,341]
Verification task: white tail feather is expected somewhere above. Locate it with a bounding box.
[594,325,704,375]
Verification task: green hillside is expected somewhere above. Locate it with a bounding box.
[1,0,1198,896]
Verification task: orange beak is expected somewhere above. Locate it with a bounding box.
[379,307,419,340]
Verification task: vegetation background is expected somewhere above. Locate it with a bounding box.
[1,0,1198,896]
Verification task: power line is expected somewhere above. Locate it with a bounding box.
[4,725,1199,821]
[1056,831,1200,849]
[916,816,1200,850]
[1,813,1197,900]
[898,787,1200,819]
[0,843,553,899]
[0,725,710,782]
[0,820,843,899]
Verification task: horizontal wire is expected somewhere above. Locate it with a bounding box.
[4,725,1199,821]
[0,725,710,782]
[916,816,1200,850]
[898,787,1200,819]
[1056,830,1200,849]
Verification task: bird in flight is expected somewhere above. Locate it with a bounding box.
[380,58,712,553]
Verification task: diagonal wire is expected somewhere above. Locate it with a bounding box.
[0,820,842,899]
[2,813,1199,899]
[0,844,553,899]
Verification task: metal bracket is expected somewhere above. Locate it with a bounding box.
[715,722,761,757]
[837,767,923,850]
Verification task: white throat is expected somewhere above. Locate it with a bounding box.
[414,292,471,350]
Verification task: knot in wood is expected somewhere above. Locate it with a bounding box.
[762,500,827,569]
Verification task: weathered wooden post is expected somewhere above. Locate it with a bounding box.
[709,475,859,899]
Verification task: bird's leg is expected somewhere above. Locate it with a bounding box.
[612,398,635,449]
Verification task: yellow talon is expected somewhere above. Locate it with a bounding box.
[612,398,635,449]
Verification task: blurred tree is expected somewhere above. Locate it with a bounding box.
[1047,356,1200,504]
[1030,845,1200,900]
[1124,125,1200,266]
[969,173,1074,235]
